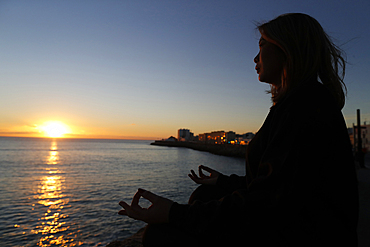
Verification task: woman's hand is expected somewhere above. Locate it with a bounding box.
[118,188,173,224]
[188,165,222,186]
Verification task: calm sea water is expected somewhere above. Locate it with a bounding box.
[0,137,245,246]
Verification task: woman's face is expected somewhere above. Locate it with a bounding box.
[254,34,285,86]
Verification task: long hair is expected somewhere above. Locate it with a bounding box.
[258,13,347,109]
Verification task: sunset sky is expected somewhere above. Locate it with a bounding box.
[1,0,370,140]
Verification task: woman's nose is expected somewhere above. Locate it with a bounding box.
[254,52,259,63]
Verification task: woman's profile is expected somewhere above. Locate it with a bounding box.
[118,13,359,247]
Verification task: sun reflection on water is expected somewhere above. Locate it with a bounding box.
[30,140,79,246]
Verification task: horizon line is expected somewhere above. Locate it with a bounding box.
[0,135,160,141]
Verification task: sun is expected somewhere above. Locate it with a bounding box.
[41,121,70,138]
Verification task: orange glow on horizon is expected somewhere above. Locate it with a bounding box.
[0,120,170,140]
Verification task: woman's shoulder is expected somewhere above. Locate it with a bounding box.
[277,80,339,112]
[272,80,344,128]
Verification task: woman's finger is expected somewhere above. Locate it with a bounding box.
[119,201,131,212]
[190,170,199,179]
[199,165,216,174]
[188,174,199,183]
[131,191,143,211]
[199,165,206,178]
[140,189,159,203]
[119,201,139,219]
[190,170,202,182]
[118,209,127,215]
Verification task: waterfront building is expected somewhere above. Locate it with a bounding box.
[178,129,194,142]
[222,131,236,144]
[165,136,177,142]
[349,124,370,152]
[209,131,224,144]
[199,133,209,142]
[199,131,228,144]
[186,129,255,145]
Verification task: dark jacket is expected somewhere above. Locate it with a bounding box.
[169,80,359,246]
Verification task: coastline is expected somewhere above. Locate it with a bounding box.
[150,140,247,158]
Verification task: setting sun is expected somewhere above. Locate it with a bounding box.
[40,121,70,138]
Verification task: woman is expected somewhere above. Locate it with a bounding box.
[118,13,359,246]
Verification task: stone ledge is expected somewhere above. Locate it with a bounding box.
[151,140,246,158]
[106,227,144,247]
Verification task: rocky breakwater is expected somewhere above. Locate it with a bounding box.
[150,140,247,158]
[106,228,144,247]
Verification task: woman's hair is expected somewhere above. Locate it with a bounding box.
[258,13,347,109]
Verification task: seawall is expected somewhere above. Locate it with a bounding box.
[150,141,246,158]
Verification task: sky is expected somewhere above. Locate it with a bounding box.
[1,0,369,140]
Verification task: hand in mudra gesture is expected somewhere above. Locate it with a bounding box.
[118,188,173,224]
[188,165,222,186]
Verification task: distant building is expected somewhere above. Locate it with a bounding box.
[199,130,233,144]
[199,131,223,144]
[199,133,208,142]
[165,136,177,142]
[222,131,236,144]
[208,131,224,144]
[243,132,255,139]
[196,129,255,145]
[178,129,194,142]
[235,132,255,145]
[349,124,370,152]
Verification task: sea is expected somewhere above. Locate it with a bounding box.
[0,137,245,246]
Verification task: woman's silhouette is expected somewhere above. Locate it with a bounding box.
[118,13,359,247]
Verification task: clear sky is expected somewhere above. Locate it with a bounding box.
[1,0,369,140]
